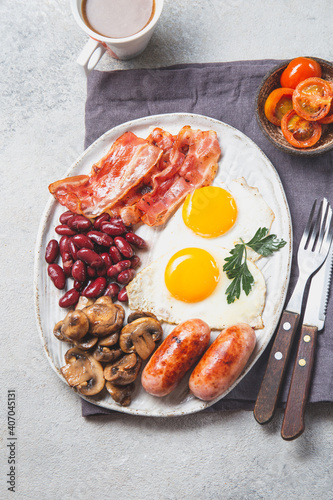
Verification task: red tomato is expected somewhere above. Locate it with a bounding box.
[281,110,321,148]
[264,87,294,126]
[292,77,333,121]
[280,57,322,89]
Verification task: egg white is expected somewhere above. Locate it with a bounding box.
[152,177,275,263]
[127,246,266,330]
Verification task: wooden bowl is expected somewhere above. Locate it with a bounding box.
[255,57,333,156]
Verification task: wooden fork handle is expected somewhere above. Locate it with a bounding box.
[281,325,317,440]
[253,310,300,424]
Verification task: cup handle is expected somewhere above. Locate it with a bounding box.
[76,38,106,77]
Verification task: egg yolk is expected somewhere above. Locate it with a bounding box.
[182,186,238,238]
[164,248,220,303]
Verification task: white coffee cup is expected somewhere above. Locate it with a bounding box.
[71,0,164,76]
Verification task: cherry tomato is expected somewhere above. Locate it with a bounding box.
[292,77,333,121]
[280,57,322,89]
[281,110,321,148]
[319,84,333,123]
[264,87,294,126]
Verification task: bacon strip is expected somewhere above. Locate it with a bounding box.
[135,126,221,226]
[49,131,162,218]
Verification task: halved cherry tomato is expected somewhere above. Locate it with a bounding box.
[280,57,322,89]
[264,87,294,126]
[292,77,333,121]
[319,104,333,124]
[281,109,321,148]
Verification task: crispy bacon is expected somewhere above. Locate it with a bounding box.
[49,126,221,227]
[135,126,221,226]
[49,132,162,218]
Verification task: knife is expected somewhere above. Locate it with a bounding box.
[281,243,333,440]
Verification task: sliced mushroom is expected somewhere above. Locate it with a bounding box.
[84,296,125,337]
[119,317,163,359]
[127,311,158,323]
[98,331,119,347]
[61,309,90,341]
[61,347,105,396]
[92,345,122,363]
[73,335,99,351]
[53,320,70,342]
[105,381,134,406]
[75,296,95,310]
[104,353,142,385]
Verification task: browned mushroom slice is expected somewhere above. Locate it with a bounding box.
[92,345,122,363]
[53,320,70,342]
[84,296,125,337]
[61,309,90,341]
[98,331,119,347]
[73,335,99,351]
[75,296,95,310]
[61,347,105,396]
[119,317,163,360]
[104,353,142,385]
[127,311,158,323]
[105,381,134,406]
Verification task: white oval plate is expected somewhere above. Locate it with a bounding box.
[34,113,292,417]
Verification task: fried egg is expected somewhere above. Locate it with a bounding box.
[127,246,266,330]
[153,178,275,262]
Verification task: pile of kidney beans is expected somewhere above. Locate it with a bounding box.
[45,211,147,308]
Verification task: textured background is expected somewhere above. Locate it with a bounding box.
[1,0,333,498]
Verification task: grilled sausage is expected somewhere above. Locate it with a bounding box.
[189,323,256,401]
[141,319,211,397]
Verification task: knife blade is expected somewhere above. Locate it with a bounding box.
[281,243,333,440]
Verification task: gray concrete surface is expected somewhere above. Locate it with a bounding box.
[1,1,333,498]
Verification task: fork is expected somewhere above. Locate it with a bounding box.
[253,198,333,425]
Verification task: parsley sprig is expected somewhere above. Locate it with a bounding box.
[223,227,286,304]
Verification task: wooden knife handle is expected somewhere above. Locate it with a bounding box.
[281,324,318,440]
[253,310,300,424]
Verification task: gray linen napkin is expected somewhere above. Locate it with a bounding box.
[82,60,333,417]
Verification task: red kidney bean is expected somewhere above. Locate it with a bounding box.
[117,268,136,285]
[45,239,59,264]
[59,236,70,257]
[125,232,147,249]
[87,266,97,278]
[72,260,87,282]
[87,230,113,247]
[77,248,104,268]
[114,236,134,258]
[55,224,77,236]
[104,282,120,299]
[107,260,131,278]
[59,288,80,308]
[62,258,74,277]
[82,277,107,298]
[59,210,75,224]
[94,213,110,230]
[97,265,107,277]
[48,264,66,290]
[68,239,79,261]
[101,219,127,236]
[72,233,94,250]
[118,287,128,302]
[73,280,84,291]
[100,252,112,268]
[68,215,92,232]
[109,245,122,264]
[130,255,141,269]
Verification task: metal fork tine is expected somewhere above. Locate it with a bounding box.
[300,199,317,248]
[317,199,330,249]
[320,210,333,255]
[308,199,324,250]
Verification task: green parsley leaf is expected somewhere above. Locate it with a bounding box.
[223,227,287,303]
